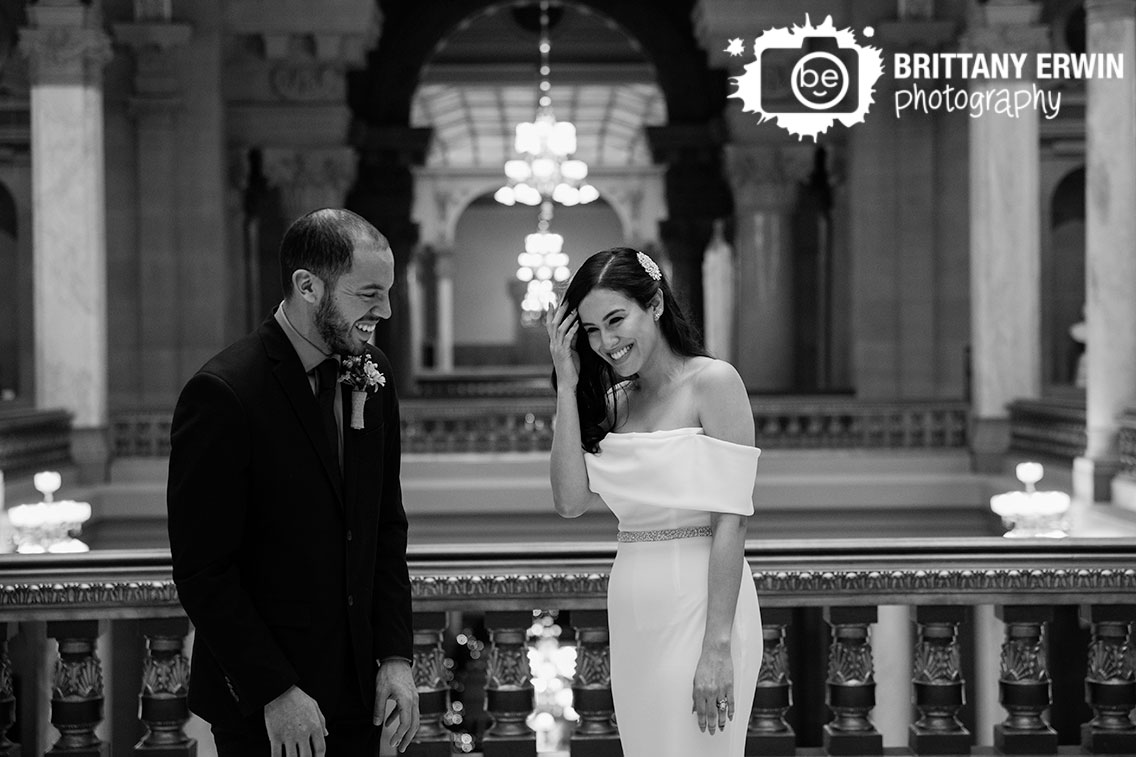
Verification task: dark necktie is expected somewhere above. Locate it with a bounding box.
[315,358,340,465]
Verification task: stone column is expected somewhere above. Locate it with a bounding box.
[724,144,812,392]
[113,18,193,409]
[19,1,113,480]
[647,123,733,325]
[960,2,1048,472]
[1076,0,1136,503]
[406,244,427,374]
[434,248,455,372]
[262,147,357,223]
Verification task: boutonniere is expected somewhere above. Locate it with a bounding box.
[339,354,386,429]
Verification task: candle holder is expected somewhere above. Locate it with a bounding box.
[7,471,91,553]
[989,462,1070,538]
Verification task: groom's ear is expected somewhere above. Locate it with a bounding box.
[293,268,322,304]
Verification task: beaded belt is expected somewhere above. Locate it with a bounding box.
[617,525,712,543]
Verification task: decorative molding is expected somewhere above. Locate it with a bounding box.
[724,144,816,209]
[141,649,190,696]
[1,564,1136,616]
[269,63,346,102]
[18,26,113,86]
[261,146,357,219]
[53,650,103,700]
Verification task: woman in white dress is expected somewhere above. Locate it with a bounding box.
[546,247,762,756]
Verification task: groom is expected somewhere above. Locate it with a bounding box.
[168,208,418,755]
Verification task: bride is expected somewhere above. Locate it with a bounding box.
[546,247,762,756]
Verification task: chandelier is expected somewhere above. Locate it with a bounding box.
[495,1,598,208]
[517,201,571,320]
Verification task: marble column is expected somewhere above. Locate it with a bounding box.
[19,1,113,480]
[261,146,357,223]
[113,19,193,409]
[1076,0,1136,504]
[434,248,455,372]
[407,244,427,374]
[960,2,1048,472]
[724,143,812,392]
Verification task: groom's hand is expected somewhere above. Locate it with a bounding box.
[265,685,327,757]
[374,659,420,753]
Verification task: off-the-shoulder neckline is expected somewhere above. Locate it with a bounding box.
[607,426,704,436]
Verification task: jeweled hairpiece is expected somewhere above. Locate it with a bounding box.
[636,251,661,281]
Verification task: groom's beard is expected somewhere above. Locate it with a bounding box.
[315,291,365,356]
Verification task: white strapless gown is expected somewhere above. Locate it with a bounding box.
[584,427,762,757]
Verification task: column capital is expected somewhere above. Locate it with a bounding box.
[1085,0,1136,21]
[262,146,358,219]
[724,143,814,209]
[115,21,194,112]
[19,11,113,87]
[960,1,1050,61]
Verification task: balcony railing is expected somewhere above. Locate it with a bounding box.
[109,398,970,457]
[0,539,1134,756]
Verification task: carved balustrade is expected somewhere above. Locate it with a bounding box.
[0,540,1133,755]
[109,398,970,457]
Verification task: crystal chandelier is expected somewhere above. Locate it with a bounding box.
[518,201,571,319]
[495,1,598,208]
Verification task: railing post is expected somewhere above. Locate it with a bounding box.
[1080,605,1136,755]
[135,617,195,756]
[566,610,620,757]
[0,624,17,757]
[747,607,794,756]
[994,605,1057,754]
[407,611,452,757]
[482,611,535,757]
[46,620,106,756]
[823,606,883,756]
[909,606,970,755]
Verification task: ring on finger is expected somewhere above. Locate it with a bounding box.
[717,697,728,711]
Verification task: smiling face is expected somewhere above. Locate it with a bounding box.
[577,287,662,377]
[314,239,394,355]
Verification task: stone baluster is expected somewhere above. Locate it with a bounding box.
[823,606,883,756]
[408,611,452,757]
[747,607,795,756]
[47,620,105,755]
[135,617,194,756]
[1081,605,1136,754]
[482,611,535,757]
[567,610,619,756]
[909,606,970,755]
[0,624,16,757]
[994,606,1057,754]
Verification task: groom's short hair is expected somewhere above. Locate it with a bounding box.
[280,208,389,298]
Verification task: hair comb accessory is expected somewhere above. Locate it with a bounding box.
[636,251,661,281]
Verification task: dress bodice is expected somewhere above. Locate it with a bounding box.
[584,427,760,531]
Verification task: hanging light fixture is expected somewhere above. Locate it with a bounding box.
[495,1,599,208]
[517,201,572,321]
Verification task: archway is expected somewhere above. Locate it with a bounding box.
[348,0,732,387]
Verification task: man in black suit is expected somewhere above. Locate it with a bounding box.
[168,208,419,756]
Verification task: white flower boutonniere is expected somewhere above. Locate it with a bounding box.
[339,354,386,429]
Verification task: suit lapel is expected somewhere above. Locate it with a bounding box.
[260,318,344,509]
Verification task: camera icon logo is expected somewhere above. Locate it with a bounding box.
[730,15,883,140]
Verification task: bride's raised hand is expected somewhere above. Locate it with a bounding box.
[546,301,580,389]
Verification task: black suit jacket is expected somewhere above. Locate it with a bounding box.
[167,315,412,727]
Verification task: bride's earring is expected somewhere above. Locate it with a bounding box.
[653,310,661,321]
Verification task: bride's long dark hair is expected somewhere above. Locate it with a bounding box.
[552,247,708,453]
